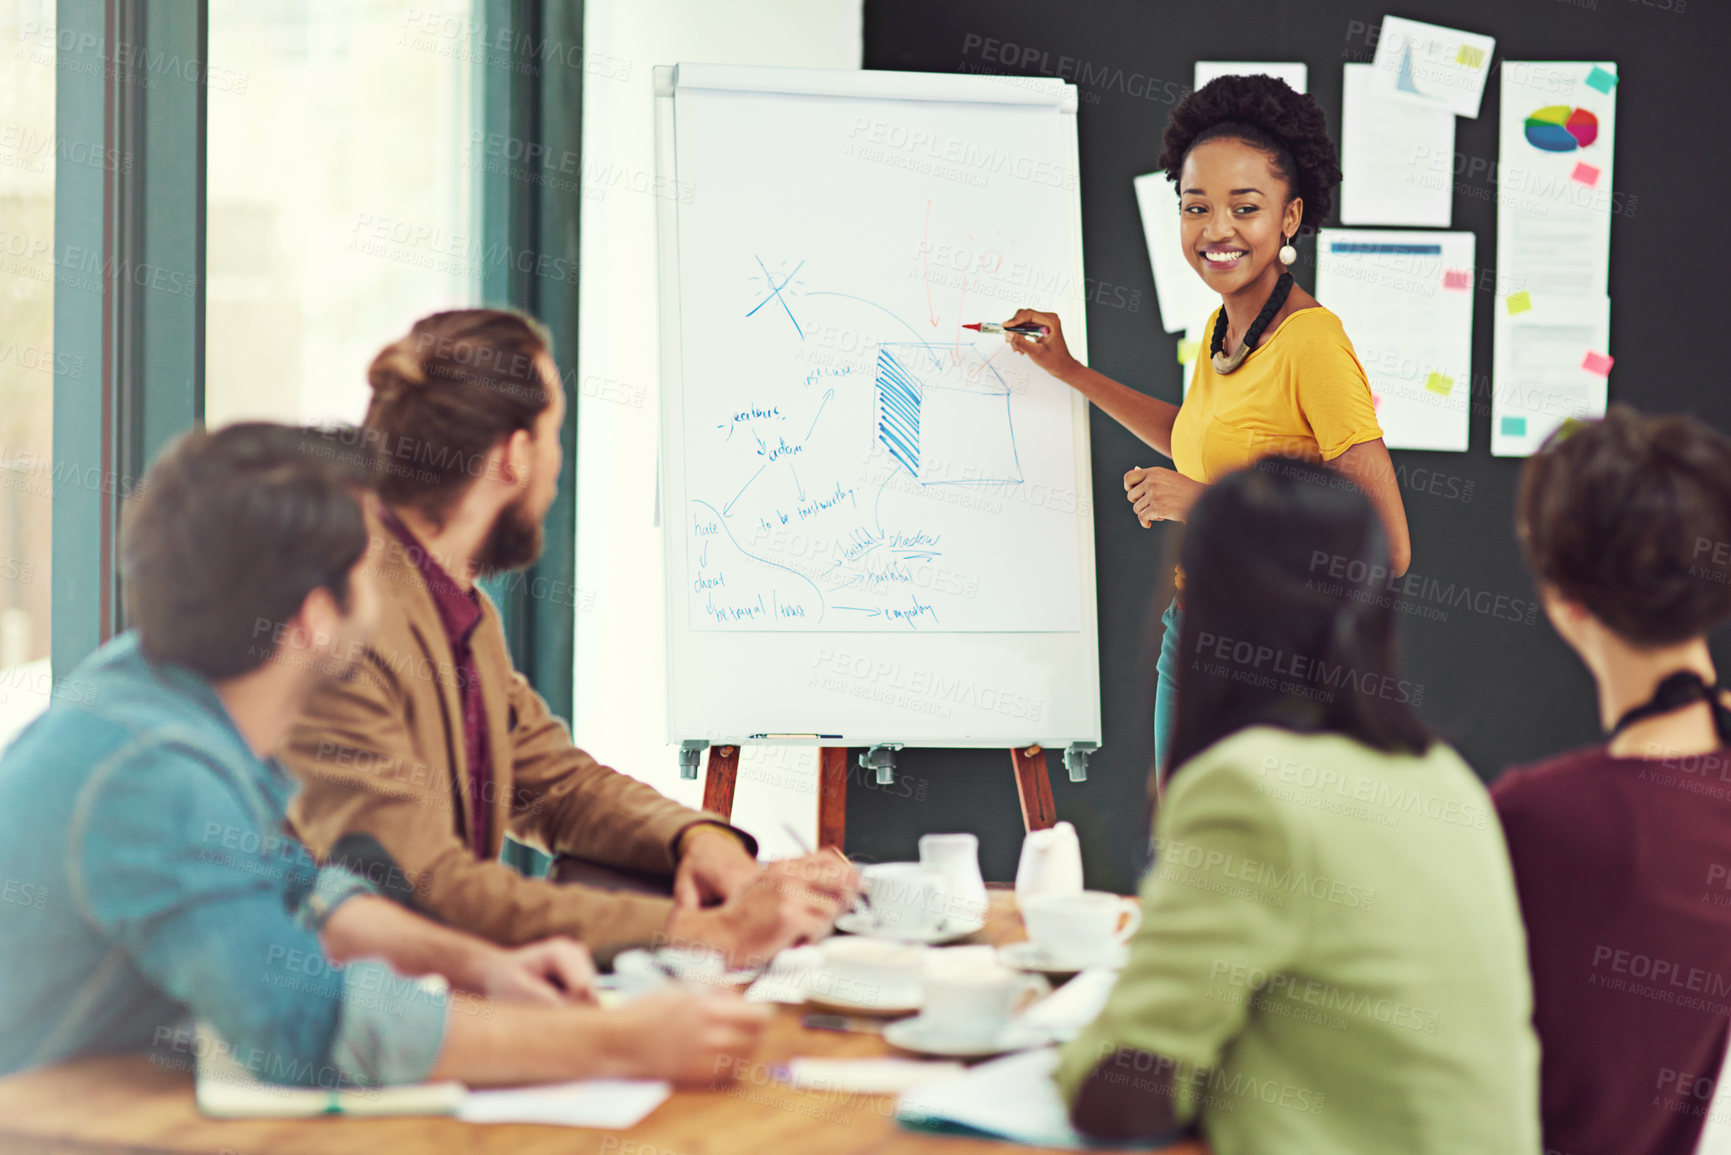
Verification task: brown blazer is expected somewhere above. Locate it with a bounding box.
[282,509,738,953]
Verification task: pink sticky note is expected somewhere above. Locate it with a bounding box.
[1582,351,1614,376]
[1571,162,1601,187]
[1442,269,1471,290]
[1371,392,1383,409]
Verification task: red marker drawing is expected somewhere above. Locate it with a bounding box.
[963,321,1050,339]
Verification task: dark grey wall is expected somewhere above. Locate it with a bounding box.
[844,0,1731,893]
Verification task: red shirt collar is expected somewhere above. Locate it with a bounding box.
[377,505,482,647]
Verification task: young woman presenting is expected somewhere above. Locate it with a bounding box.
[1004,75,1411,775]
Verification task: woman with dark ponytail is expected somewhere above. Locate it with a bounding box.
[1004,75,1412,776]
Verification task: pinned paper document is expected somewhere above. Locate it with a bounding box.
[1369,16,1498,118]
[1339,63,1456,227]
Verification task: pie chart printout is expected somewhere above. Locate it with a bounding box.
[1524,105,1599,152]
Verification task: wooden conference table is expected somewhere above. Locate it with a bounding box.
[0,889,1205,1155]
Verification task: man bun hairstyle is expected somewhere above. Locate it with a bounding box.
[121,423,380,681]
[1158,74,1342,234]
[363,308,555,525]
[1517,405,1731,646]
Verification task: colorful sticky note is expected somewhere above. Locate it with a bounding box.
[1506,291,1533,315]
[1442,269,1471,291]
[1425,373,1455,396]
[1371,392,1383,410]
[1176,339,1199,365]
[1456,44,1486,69]
[1581,350,1614,377]
[1585,66,1618,95]
[1571,162,1601,187]
[1501,416,1528,438]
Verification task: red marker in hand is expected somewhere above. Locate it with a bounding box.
[963,321,1049,339]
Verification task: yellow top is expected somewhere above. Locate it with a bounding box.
[1171,305,1382,483]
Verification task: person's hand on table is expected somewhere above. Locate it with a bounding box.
[673,825,763,908]
[1125,466,1205,526]
[667,850,861,968]
[1004,308,1081,382]
[478,936,599,1005]
[604,988,773,1086]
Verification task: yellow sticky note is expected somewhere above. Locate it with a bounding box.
[1456,44,1486,68]
[1176,339,1199,365]
[1506,291,1533,315]
[1425,373,1455,396]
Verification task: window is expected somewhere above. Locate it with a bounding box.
[204,0,477,430]
[0,1,57,748]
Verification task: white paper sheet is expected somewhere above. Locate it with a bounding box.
[1339,64,1455,227]
[1494,62,1619,298]
[1490,292,1611,457]
[1491,62,1618,456]
[1368,16,1497,118]
[898,1047,1085,1148]
[1134,172,1217,337]
[787,1057,965,1094]
[1316,229,1476,452]
[672,85,1086,633]
[1193,61,1307,93]
[458,1079,672,1128]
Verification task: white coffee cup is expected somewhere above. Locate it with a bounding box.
[919,961,1043,1045]
[861,862,949,934]
[817,937,922,1010]
[1019,890,1142,966]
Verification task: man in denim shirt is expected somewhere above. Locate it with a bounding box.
[0,424,770,1088]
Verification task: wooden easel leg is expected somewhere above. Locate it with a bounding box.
[817,747,848,851]
[702,745,739,820]
[1011,745,1057,832]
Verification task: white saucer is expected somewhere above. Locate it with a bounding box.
[883,1015,1054,1058]
[835,911,987,945]
[997,940,1129,974]
[804,979,923,1016]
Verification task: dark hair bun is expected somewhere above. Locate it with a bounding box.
[1157,74,1341,234]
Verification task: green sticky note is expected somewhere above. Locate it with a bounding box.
[1506,291,1533,315]
[1176,338,1199,364]
[1456,44,1486,68]
[1425,373,1455,396]
[1585,66,1618,94]
[1501,416,1528,437]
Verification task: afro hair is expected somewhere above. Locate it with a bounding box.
[1157,74,1342,235]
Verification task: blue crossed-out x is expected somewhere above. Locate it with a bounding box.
[745,256,805,338]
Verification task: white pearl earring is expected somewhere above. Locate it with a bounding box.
[1278,235,1298,266]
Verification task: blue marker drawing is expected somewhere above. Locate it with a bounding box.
[746,256,805,338]
[874,344,1023,487]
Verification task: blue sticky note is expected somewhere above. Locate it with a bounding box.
[1585,66,1617,94]
[1501,416,1528,438]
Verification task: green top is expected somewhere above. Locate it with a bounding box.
[1055,727,1541,1155]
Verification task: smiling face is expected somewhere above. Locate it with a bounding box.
[1178,137,1304,298]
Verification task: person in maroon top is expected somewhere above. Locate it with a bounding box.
[1493,404,1731,1155]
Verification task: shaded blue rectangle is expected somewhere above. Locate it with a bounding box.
[1501,416,1528,437]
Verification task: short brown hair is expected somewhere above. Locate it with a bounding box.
[121,423,379,680]
[363,309,553,524]
[1516,404,1731,646]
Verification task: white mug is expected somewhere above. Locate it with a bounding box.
[918,833,990,927]
[1019,890,1142,965]
[817,937,922,1010]
[861,862,950,934]
[919,961,1043,1045]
